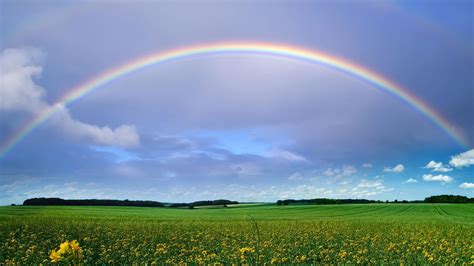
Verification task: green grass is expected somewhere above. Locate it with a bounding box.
[1,204,473,264]
[2,203,473,221]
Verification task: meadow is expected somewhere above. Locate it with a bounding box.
[1,204,473,264]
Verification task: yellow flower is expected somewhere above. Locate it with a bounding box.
[239,247,255,254]
[70,240,80,251]
[50,240,83,263]
[50,249,61,263]
[338,250,347,259]
[58,240,70,255]
[59,240,69,250]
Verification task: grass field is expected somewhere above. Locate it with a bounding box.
[1,204,473,264]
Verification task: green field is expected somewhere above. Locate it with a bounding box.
[1,204,473,264]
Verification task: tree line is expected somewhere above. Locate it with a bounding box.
[276,198,381,205]
[22,198,239,208]
[23,198,165,207]
[276,195,474,206]
[20,195,473,208]
[168,200,239,209]
[424,195,473,203]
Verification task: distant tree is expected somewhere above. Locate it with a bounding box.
[23,198,165,207]
[167,199,239,208]
[424,195,472,203]
[169,203,189,208]
[276,198,380,206]
[274,195,473,206]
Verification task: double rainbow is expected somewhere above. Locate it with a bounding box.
[0,42,468,157]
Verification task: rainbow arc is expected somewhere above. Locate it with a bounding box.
[0,42,468,157]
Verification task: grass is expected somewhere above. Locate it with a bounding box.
[1,203,473,264]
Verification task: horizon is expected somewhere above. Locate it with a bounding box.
[1,0,473,205]
[13,194,474,206]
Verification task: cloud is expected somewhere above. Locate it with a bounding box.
[404,178,418,184]
[288,172,303,181]
[50,106,139,148]
[350,179,393,197]
[264,149,308,162]
[0,178,359,205]
[424,161,452,172]
[459,182,474,189]
[323,168,336,176]
[449,149,474,168]
[0,48,46,112]
[323,165,357,179]
[0,48,139,148]
[422,174,453,183]
[384,164,404,173]
[362,163,373,168]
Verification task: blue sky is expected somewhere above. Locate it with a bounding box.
[0,0,473,205]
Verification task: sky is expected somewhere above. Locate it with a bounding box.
[0,0,473,205]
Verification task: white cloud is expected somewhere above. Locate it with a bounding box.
[384,164,404,173]
[323,165,357,178]
[338,180,352,185]
[422,174,453,183]
[0,48,46,112]
[354,180,384,188]
[424,160,452,172]
[404,178,418,184]
[449,149,474,168]
[288,172,303,181]
[0,48,139,148]
[265,149,308,162]
[459,182,474,189]
[50,106,139,148]
[362,163,373,168]
[350,179,393,197]
[0,175,399,205]
[341,166,357,177]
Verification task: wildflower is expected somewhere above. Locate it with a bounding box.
[239,247,255,254]
[70,240,80,251]
[49,240,84,264]
[50,250,61,263]
[240,247,256,261]
[338,250,347,260]
[58,240,70,255]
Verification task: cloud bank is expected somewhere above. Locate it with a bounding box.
[0,48,139,148]
[459,182,474,189]
[422,174,453,183]
[449,149,474,168]
[424,161,452,172]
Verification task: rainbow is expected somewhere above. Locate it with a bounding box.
[0,42,468,157]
